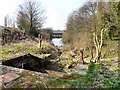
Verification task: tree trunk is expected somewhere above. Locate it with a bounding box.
[80,48,85,64]
[89,48,94,62]
[94,48,101,63]
[93,29,105,63]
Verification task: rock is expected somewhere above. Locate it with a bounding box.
[74,65,88,70]
[73,70,87,75]
[45,70,66,77]
[67,64,89,75]
[0,72,20,84]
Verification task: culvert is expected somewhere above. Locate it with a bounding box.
[2,53,53,73]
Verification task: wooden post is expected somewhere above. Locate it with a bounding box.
[80,48,85,64]
[38,34,42,49]
[89,47,94,62]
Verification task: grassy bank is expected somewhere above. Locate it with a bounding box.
[1,38,59,60]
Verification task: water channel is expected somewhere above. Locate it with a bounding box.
[51,38,63,48]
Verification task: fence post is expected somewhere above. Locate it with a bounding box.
[38,34,42,49]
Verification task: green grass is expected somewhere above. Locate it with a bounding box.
[103,77,120,88]
[1,44,27,58]
[47,78,80,88]
[45,62,120,88]
[1,44,51,59]
[70,73,84,79]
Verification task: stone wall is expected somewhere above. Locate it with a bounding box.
[0,27,26,45]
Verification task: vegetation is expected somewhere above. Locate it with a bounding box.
[62,1,120,62]
[17,0,46,36]
[1,39,58,59]
[1,0,119,89]
[44,61,120,88]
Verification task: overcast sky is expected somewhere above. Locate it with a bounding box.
[0,0,86,30]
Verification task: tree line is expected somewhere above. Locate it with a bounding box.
[62,1,120,62]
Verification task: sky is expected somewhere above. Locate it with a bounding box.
[0,0,87,30]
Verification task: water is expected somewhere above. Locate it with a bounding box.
[52,38,63,47]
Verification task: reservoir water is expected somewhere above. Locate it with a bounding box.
[52,38,63,47]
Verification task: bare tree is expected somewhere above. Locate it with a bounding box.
[17,0,46,36]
